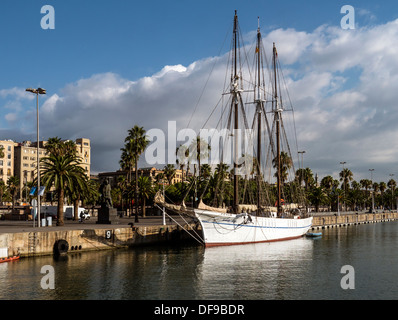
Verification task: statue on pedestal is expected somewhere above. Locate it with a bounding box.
[99,179,113,208]
[97,179,117,224]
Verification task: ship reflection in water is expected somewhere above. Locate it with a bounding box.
[198,238,314,300]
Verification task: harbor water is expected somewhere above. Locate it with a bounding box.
[1,220,398,300]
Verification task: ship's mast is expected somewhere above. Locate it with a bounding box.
[233,10,239,214]
[256,18,262,216]
[273,42,282,217]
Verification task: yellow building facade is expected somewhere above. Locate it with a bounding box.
[3,138,91,203]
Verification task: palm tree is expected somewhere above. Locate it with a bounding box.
[360,178,372,209]
[321,175,334,191]
[120,144,135,183]
[307,186,328,212]
[67,175,91,221]
[272,151,293,185]
[41,153,87,226]
[45,137,64,156]
[199,164,212,201]
[379,181,387,208]
[188,136,210,175]
[7,176,19,211]
[387,179,396,209]
[176,144,188,181]
[200,164,212,180]
[340,168,353,210]
[302,167,314,190]
[340,168,354,191]
[116,175,128,213]
[0,180,5,205]
[84,179,100,216]
[295,168,305,187]
[124,125,149,222]
[163,164,176,185]
[119,144,135,216]
[137,176,153,217]
[212,163,231,207]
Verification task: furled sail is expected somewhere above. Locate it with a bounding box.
[154,191,187,212]
[197,200,227,213]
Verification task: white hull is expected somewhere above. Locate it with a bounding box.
[194,209,313,247]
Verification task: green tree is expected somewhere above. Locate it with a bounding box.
[273,151,293,185]
[7,176,20,211]
[0,180,6,205]
[379,181,387,208]
[190,136,210,175]
[340,168,354,191]
[307,186,328,212]
[123,125,149,222]
[41,150,87,226]
[137,176,153,217]
[164,164,176,185]
[320,175,334,191]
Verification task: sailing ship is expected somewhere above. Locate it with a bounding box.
[155,11,312,247]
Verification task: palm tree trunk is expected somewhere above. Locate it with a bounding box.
[142,197,146,217]
[128,169,131,217]
[135,158,139,222]
[57,188,64,226]
[73,197,79,221]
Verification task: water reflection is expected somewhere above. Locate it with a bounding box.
[197,238,314,299]
[2,222,398,300]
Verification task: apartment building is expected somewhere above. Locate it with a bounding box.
[0,140,16,183]
[75,138,91,177]
[98,167,187,188]
[13,141,42,197]
[2,138,91,201]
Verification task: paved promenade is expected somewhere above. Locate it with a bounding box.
[0,215,193,234]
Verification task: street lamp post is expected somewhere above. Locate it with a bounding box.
[26,88,46,228]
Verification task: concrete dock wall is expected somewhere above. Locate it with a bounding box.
[0,224,199,258]
[311,211,398,230]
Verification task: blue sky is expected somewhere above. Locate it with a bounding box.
[1,0,394,90]
[2,0,398,183]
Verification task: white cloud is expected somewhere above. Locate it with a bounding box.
[0,87,34,100]
[5,113,17,122]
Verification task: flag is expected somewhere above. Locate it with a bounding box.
[38,186,46,196]
[29,187,37,196]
